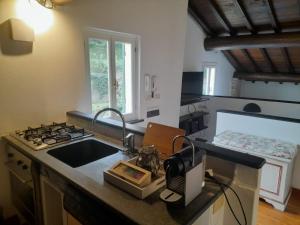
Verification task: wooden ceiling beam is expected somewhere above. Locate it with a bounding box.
[264,0,295,75]
[208,0,236,35]
[188,7,215,36]
[264,0,295,76]
[204,32,300,50]
[281,48,295,73]
[232,0,256,34]
[241,49,261,72]
[232,1,262,73]
[208,0,240,73]
[215,21,300,36]
[265,0,281,32]
[222,50,247,72]
[234,72,300,82]
[260,49,277,73]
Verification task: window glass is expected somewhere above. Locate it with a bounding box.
[203,65,216,95]
[86,29,139,120]
[88,39,110,114]
[115,41,133,114]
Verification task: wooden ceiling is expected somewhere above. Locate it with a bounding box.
[189,0,300,82]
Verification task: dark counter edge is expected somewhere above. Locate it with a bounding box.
[197,142,266,169]
[217,109,300,124]
[181,95,300,106]
[210,95,300,105]
[67,111,146,135]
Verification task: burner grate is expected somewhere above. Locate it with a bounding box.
[14,122,90,149]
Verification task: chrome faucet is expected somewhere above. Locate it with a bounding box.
[91,108,136,153]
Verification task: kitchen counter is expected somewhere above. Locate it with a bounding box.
[3,135,229,225]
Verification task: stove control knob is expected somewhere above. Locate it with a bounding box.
[15,130,24,136]
[7,153,14,158]
[22,165,28,170]
[17,160,23,165]
[33,139,42,146]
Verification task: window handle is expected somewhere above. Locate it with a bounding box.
[113,80,119,89]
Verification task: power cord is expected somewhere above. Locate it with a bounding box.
[205,172,247,225]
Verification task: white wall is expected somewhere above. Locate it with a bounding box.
[240,81,300,102]
[180,15,235,141]
[0,0,188,132]
[0,0,188,216]
[183,15,234,96]
[204,97,300,142]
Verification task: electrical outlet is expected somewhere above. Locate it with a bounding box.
[147,108,160,118]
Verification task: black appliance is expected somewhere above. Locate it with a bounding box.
[181,72,204,104]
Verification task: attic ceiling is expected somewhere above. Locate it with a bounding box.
[188,0,300,82]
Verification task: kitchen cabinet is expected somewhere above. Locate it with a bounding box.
[40,169,83,225]
[40,175,66,225]
[191,194,225,225]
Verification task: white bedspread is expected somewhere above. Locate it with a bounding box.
[213,130,297,160]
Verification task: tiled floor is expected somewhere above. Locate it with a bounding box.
[257,189,300,225]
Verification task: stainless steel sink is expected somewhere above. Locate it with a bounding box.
[47,139,119,168]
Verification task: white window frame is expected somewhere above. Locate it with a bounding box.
[84,28,140,121]
[203,63,216,96]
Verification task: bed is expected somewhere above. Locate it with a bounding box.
[213,110,300,211]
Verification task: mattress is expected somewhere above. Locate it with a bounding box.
[213,130,297,160]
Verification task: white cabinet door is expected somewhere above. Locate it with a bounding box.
[40,176,67,225]
[260,162,282,195]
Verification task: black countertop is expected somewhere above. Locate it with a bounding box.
[196,141,265,169]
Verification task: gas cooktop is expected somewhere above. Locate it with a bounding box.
[11,122,93,150]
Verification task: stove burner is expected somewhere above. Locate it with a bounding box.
[43,134,71,145]
[14,122,91,150]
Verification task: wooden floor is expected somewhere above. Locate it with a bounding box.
[257,189,300,225]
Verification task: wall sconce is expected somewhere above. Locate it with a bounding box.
[16,0,72,34]
[16,0,54,34]
[0,18,34,55]
[36,0,54,9]
[35,0,72,9]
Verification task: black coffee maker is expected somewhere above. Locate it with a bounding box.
[160,135,206,207]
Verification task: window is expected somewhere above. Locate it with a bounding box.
[85,28,139,120]
[203,64,216,95]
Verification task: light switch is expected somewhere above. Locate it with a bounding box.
[145,74,152,100]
